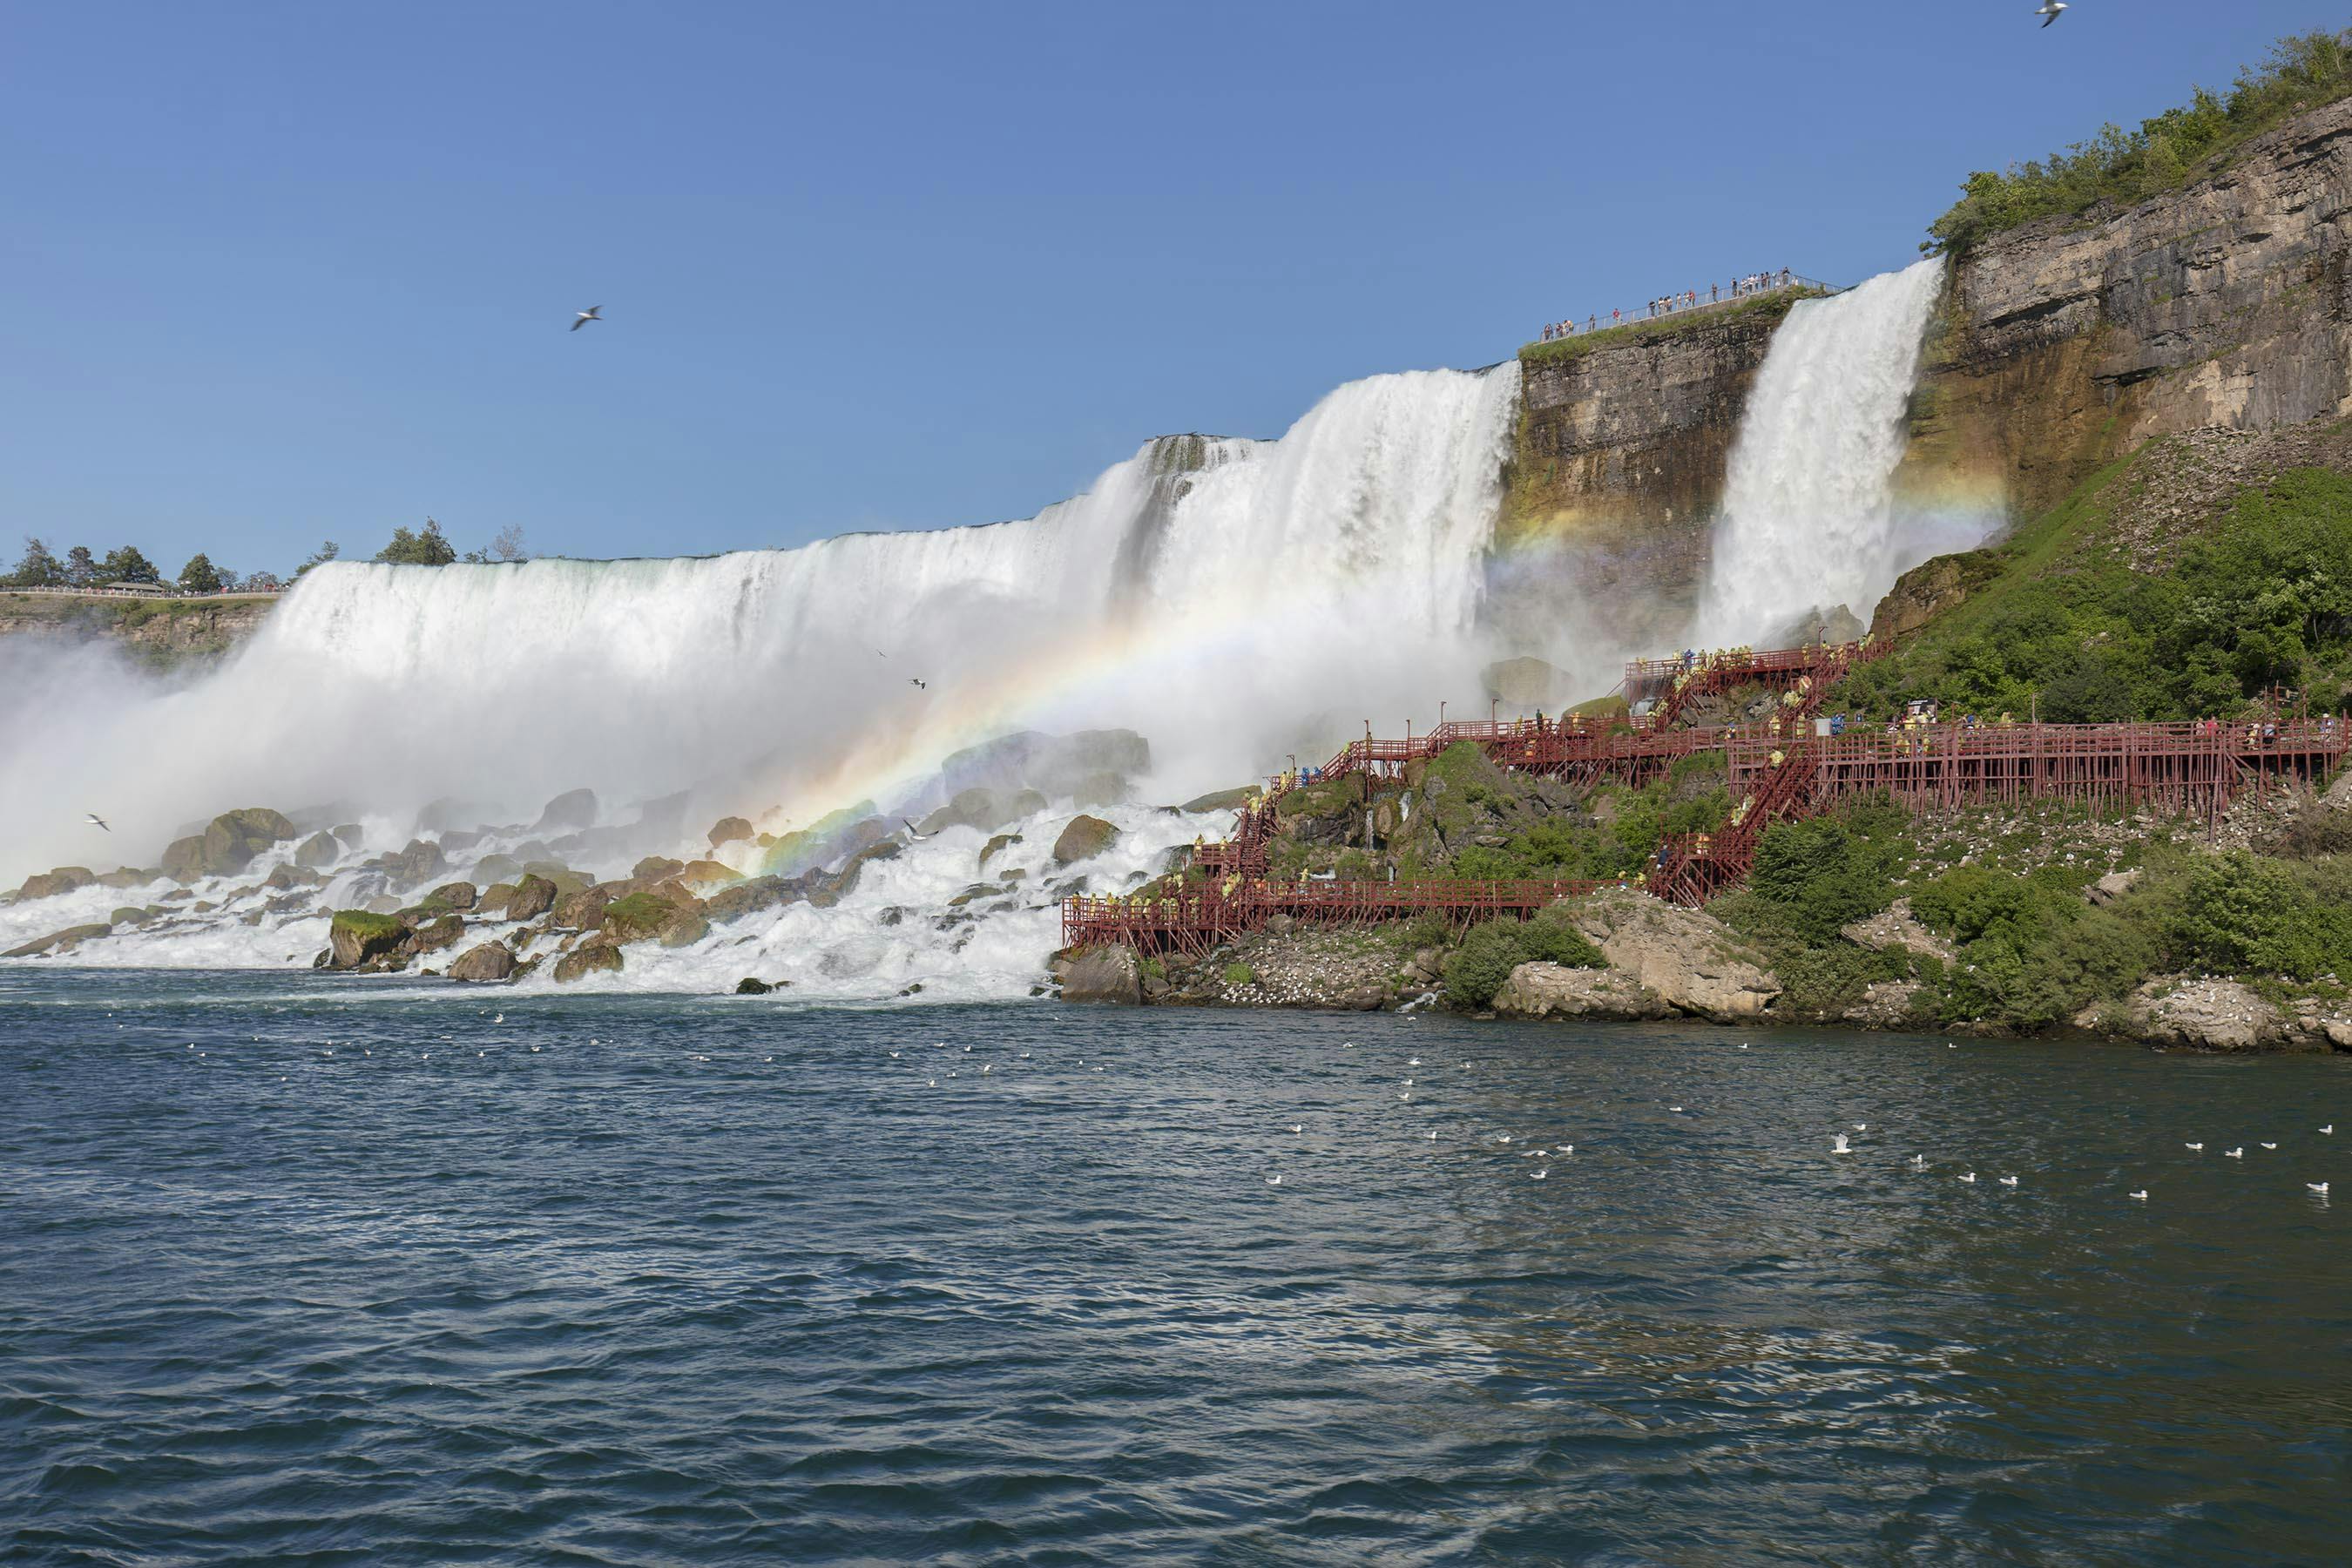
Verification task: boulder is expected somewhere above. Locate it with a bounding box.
[17,867,95,901]
[979,833,1023,871]
[657,909,711,948]
[1565,888,1781,1020]
[2110,976,2286,1051]
[161,835,207,884]
[1492,963,1674,1020]
[111,905,149,927]
[1179,787,1258,814]
[470,853,524,886]
[552,940,625,983]
[2087,868,2145,907]
[96,868,159,889]
[380,839,449,890]
[325,909,408,970]
[759,808,889,878]
[294,831,341,869]
[506,874,558,923]
[602,888,704,944]
[520,861,590,896]
[735,977,777,994]
[631,855,686,884]
[1051,814,1121,867]
[1054,944,1143,1004]
[264,864,325,892]
[409,915,465,955]
[705,875,794,923]
[426,880,479,911]
[533,788,599,834]
[707,815,754,849]
[1839,898,1957,962]
[3,923,113,958]
[448,940,517,982]
[555,884,619,930]
[200,808,299,877]
[676,858,741,891]
[332,823,365,848]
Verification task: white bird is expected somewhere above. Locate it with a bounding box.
[2129,1189,2148,1200]
[571,305,603,331]
[2185,1143,2204,1152]
[889,1051,900,1058]
[1498,1133,1513,1143]
[2034,0,2066,27]
[1670,1105,1686,1113]
[1290,1124,1303,1134]
[1532,1168,1548,1179]
[2310,1182,2331,1194]
[1409,1058,1421,1066]
[1402,1078,1414,1086]
[1739,1043,1749,1050]
[2225,1147,2244,1159]
[1399,1092,1411,1101]
[901,819,933,841]
[1832,1132,1851,1155]
[1267,1174,1283,1186]
[2261,1142,2278,1150]
[1999,1175,2018,1186]
[1427,1130,1437,1140]
[85,813,110,832]
[2322,1125,2335,1135]
[1909,1154,1929,1170]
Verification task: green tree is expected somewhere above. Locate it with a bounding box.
[8,537,64,588]
[62,545,98,586]
[1748,817,1893,942]
[294,540,341,578]
[176,553,223,594]
[98,544,160,585]
[375,517,456,566]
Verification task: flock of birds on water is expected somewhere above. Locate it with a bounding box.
[125,1013,2335,1206]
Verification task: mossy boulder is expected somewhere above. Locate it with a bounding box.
[427,881,478,911]
[95,868,159,890]
[552,939,624,983]
[705,875,794,923]
[1051,814,1121,867]
[110,905,149,926]
[602,890,685,943]
[677,858,741,890]
[521,861,590,896]
[380,839,448,889]
[264,864,324,891]
[505,874,558,923]
[327,909,408,970]
[476,882,517,917]
[631,856,685,884]
[555,884,620,930]
[409,914,465,955]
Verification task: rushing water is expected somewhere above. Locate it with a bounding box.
[4,972,2347,1563]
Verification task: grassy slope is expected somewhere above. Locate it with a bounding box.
[1517,287,1822,366]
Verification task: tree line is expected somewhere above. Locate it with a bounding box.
[5,519,530,594]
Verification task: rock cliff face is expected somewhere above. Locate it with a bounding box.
[0,593,274,666]
[1499,303,1797,646]
[1898,94,2352,524]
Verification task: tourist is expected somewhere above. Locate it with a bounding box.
[1587,314,1597,332]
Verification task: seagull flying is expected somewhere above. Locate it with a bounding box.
[1832,1132,1852,1155]
[85,813,110,832]
[2035,0,2066,25]
[910,678,927,691]
[901,819,933,841]
[571,305,603,331]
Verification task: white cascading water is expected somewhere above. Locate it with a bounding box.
[0,364,1520,996]
[1696,257,1949,645]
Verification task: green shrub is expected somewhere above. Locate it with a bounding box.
[1222,962,1255,986]
[1440,911,1600,1009]
[1748,816,1895,942]
[2161,850,2350,980]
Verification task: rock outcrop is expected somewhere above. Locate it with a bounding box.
[706,815,754,849]
[1565,888,1781,1019]
[505,874,558,923]
[16,867,95,901]
[3,923,113,958]
[553,940,624,983]
[448,941,517,982]
[1839,898,1957,963]
[1053,944,1142,1005]
[1492,962,1674,1021]
[2099,977,2286,1052]
[325,909,408,970]
[533,788,598,834]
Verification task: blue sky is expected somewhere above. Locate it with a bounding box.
[0,1,2329,576]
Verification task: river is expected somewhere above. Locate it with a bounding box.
[3,971,2345,1562]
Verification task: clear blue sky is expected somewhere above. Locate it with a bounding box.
[0,1,2330,576]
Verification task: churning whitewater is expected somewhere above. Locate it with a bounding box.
[1697,257,1951,645]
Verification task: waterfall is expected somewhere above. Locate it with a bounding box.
[0,365,1522,950]
[1696,257,1948,645]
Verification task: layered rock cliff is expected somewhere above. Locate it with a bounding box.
[0,593,274,667]
[1897,93,2352,524]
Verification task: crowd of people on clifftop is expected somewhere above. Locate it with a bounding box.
[1538,267,1798,342]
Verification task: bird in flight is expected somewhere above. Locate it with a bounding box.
[901,819,933,841]
[2035,0,2066,25]
[85,813,110,832]
[571,306,604,332]
[910,678,927,691]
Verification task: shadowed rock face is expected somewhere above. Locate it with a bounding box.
[448,941,516,983]
[1054,945,1141,1005]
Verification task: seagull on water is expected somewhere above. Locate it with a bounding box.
[1959,1172,1977,1184]
[2225,1146,2244,1159]
[1427,1129,1437,1140]
[571,305,603,331]
[1290,1124,1302,1134]
[2034,1,2066,26]
[1999,1175,2019,1186]
[2261,1141,2278,1150]
[1832,1132,1851,1155]
[1267,1173,1283,1186]
[1853,1123,1869,1132]
[2322,1125,2335,1135]
[1532,1168,1548,1180]
[2129,1189,2149,1200]
[1909,1154,1929,1170]
[2311,1182,2332,1194]
[2185,1142,2204,1152]
[85,813,110,832]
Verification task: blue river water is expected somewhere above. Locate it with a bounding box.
[2,969,2347,1564]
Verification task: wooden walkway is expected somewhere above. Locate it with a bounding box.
[1061,638,2352,953]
